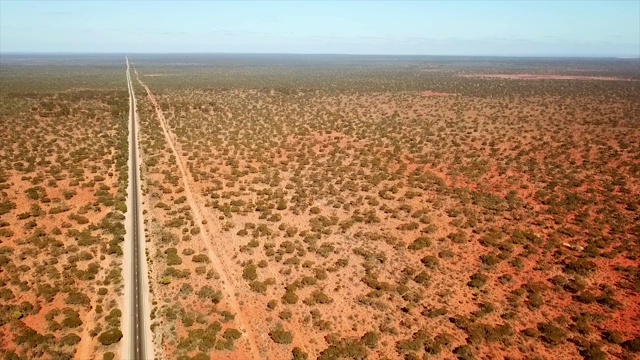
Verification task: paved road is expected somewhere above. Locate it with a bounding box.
[126,57,146,360]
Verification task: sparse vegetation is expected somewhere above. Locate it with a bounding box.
[59,54,639,360]
[0,57,129,359]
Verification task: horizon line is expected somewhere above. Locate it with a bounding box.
[1,51,639,59]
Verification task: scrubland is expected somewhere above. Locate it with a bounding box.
[132,55,640,359]
[0,59,129,360]
[1,55,638,360]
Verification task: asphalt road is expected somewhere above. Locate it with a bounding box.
[126,57,146,360]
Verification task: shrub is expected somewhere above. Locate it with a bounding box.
[243,263,258,281]
[59,333,81,346]
[249,281,267,294]
[603,330,623,344]
[448,231,468,244]
[468,273,488,288]
[423,307,447,318]
[576,291,596,304]
[191,353,209,360]
[453,345,474,360]
[282,289,299,304]
[421,255,439,269]
[197,285,222,303]
[397,222,419,231]
[596,293,621,309]
[223,328,242,340]
[292,347,309,360]
[528,292,544,308]
[361,331,379,349]
[564,258,597,275]
[622,337,640,353]
[192,254,210,263]
[413,271,431,286]
[0,201,16,215]
[98,328,123,345]
[480,253,500,267]
[279,309,292,320]
[166,251,182,266]
[62,315,83,328]
[579,344,607,360]
[269,324,293,344]
[538,322,566,345]
[318,338,368,360]
[66,292,90,306]
[304,290,333,305]
[408,237,431,251]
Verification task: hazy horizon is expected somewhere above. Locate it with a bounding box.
[1,1,639,57]
[1,52,639,59]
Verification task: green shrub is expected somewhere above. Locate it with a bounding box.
[197,285,222,303]
[192,254,210,263]
[564,258,597,275]
[413,271,431,286]
[603,330,623,344]
[576,291,596,304]
[448,231,468,244]
[243,263,258,281]
[223,328,242,340]
[292,347,309,360]
[528,292,544,308]
[622,337,640,353]
[279,309,292,320]
[538,322,566,345]
[318,338,368,360]
[166,251,182,266]
[421,255,439,269]
[579,344,606,360]
[468,273,488,288]
[408,237,431,251]
[62,315,82,328]
[282,289,299,304]
[0,201,16,215]
[304,290,333,305]
[66,291,90,306]
[361,331,379,349]
[191,353,209,360]
[98,328,123,346]
[453,345,474,360]
[269,324,293,344]
[59,333,81,346]
[249,281,267,294]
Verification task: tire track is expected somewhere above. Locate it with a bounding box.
[133,68,261,359]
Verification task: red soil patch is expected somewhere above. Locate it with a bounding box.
[420,90,453,97]
[460,73,631,81]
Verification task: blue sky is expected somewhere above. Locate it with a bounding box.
[1,0,639,56]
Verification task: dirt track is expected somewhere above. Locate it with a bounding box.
[134,69,261,359]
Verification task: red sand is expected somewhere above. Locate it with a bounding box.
[460,73,630,81]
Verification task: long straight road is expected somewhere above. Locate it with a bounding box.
[125,57,150,360]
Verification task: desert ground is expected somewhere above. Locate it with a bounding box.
[0,56,129,359]
[132,55,640,359]
[1,55,639,360]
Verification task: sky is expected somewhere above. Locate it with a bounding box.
[1,0,639,57]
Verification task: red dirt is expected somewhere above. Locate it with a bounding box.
[420,91,454,97]
[460,73,631,81]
